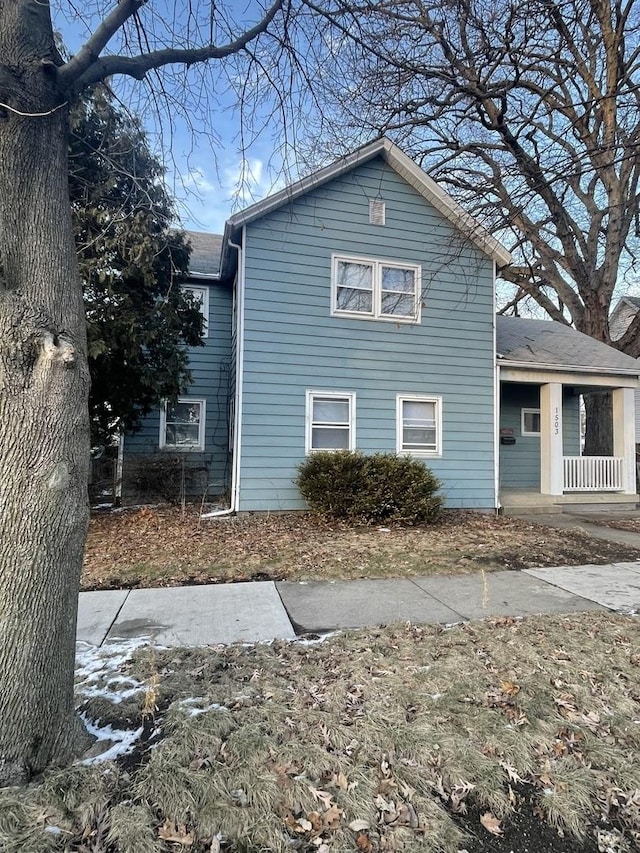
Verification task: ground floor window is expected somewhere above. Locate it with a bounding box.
[160,398,206,451]
[521,408,541,436]
[306,391,355,453]
[396,395,442,456]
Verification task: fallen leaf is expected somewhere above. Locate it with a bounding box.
[158,821,194,845]
[321,804,343,831]
[480,812,503,836]
[356,831,373,852]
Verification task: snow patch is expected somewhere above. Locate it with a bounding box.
[79,713,143,765]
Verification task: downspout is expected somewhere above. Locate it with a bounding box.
[493,262,501,513]
[201,229,245,519]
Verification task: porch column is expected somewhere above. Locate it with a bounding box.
[612,387,636,494]
[540,382,563,495]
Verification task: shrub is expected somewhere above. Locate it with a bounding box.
[296,451,443,524]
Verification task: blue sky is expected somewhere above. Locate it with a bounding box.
[53,1,296,235]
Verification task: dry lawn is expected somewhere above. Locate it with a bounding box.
[3,613,640,852]
[82,506,640,590]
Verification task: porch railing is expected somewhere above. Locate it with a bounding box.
[563,456,624,492]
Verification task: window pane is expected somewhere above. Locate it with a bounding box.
[312,426,350,449]
[381,292,416,317]
[337,261,373,290]
[336,286,373,313]
[402,400,437,450]
[404,400,435,422]
[382,267,416,294]
[313,398,350,423]
[167,401,201,425]
[523,411,540,433]
[166,423,200,447]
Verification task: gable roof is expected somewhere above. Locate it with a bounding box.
[222,137,511,271]
[497,316,640,375]
[184,230,223,279]
[610,295,640,341]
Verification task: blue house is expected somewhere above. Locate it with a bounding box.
[123,138,640,513]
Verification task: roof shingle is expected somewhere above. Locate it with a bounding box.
[497,316,639,373]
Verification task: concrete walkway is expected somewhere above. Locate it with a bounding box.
[77,561,640,649]
[515,510,640,549]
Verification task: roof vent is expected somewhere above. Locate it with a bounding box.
[369,198,386,225]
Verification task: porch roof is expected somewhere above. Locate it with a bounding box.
[496,316,640,376]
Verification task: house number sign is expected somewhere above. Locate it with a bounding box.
[554,407,560,436]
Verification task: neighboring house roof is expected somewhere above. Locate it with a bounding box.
[221,136,512,276]
[610,295,640,341]
[497,316,640,375]
[184,230,223,279]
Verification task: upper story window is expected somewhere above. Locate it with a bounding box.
[331,255,421,323]
[182,284,209,337]
[160,398,206,451]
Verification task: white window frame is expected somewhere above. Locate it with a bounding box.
[521,408,541,436]
[305,390,356,454]
[331,254,421,323]
[396,394,442,457]
[182,284,209,337]
[160,397,206,452]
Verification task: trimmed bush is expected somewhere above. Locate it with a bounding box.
[296,451,443,524]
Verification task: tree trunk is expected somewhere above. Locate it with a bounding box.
[0,4,92,785]
[583,392,613,457]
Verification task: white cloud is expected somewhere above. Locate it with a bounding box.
[175,153,288,235]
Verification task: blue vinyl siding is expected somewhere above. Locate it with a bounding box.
[499,384,581,489]
[123,281,233,499]
[238,157,497,510]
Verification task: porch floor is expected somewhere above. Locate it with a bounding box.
[500,488,639,516]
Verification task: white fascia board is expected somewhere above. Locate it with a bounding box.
[225,137,512,268]
[383,145,512,267]
[498,359,640,377]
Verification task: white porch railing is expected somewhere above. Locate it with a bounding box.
[563,456,624,492]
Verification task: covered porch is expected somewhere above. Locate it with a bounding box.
[496,315,640,514]
[499,372,637,512]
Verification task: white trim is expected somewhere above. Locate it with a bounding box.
[226,137,511,266]
[230,229,246,512]
[521,407,541,436]
[396,394,443,457]
[159,397,206,452]
[499,366,639,387]
[305,390,356,454]
[493,266,499,510]
[498,360,640,378]
[181,283,209,337]
[331,253,421,323]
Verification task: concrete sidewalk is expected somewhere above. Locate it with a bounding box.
[77,561,640,649]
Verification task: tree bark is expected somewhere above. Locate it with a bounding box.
[583,393,613,458]
[0,2,92,785]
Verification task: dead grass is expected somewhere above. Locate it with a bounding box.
[2,613,640,851]
[82,506,640,591]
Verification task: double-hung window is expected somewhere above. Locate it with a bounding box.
[332,255,421,322]
[306,391,355,453]
[397,395,442,456]
[160,398,206,451]
[182,284,209,337]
